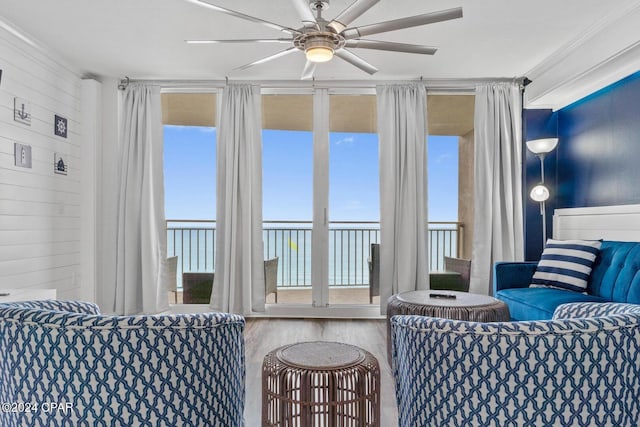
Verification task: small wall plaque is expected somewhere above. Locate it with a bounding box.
[54,153,67,175]
[14,143,32,168]
[14,97,31,125]
[55,115,68,138]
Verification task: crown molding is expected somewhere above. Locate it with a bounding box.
[525,0,640,110]
[0,17,82,79]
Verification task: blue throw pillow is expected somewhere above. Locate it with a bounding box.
[530,239,602,293]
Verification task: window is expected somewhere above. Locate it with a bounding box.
[161,89,474,310]
[162,93,217,302]
[427,94,475,265]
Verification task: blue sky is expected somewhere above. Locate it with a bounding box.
[164,126,458,222]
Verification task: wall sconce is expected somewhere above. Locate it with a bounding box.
[530,184,550,203]
[526,138,558,245]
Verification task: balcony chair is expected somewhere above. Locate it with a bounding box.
[369,246,469,299]
[0,300,246,426]
[369,243,380,303]
[391,302,640,427]
[182,258,279,304]
[443,256,470,291]
[264,256,279,303]
[167,255,178,303]
[182,271,215,304]
[429,256,470,292]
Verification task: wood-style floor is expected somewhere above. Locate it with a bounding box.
[243,317,399,426]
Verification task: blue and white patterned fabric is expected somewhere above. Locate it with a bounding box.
[553,301,640,319]
[391,302,640,427]
[0,300,245,427]
[0,300,101,314]
[530,239,602,293]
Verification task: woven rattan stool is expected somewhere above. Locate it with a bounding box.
[262,341,380,426]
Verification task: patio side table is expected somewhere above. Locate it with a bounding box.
[262,341,380,427]
[387,290,511,363]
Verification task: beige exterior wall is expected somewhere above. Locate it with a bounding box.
[162,93,476,136]
[161,93,216,126]
[458,129,474,260]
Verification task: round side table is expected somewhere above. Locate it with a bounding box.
[262,341,380,427]
[387,290,511,362]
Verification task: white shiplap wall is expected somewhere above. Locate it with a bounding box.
[0,22,82,299]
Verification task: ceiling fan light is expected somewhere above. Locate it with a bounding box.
[306,46,334,62]
[304,36,335,63]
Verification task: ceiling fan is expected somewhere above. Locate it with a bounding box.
[186,0,463,79]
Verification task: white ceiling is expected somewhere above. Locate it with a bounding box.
[1,0,638,86]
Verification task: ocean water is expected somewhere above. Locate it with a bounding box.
[167,226,458,288]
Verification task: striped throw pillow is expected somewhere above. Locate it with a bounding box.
[530,239,602,293]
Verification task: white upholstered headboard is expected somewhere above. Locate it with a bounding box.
[553,204,640,242]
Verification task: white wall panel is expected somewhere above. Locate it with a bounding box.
[553,204,640,242]
[80,79,100,302]
[0,21,82,297]
[0,242,80,261]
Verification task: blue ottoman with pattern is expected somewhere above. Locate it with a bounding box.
[391,302,640,427]
[0,300,245,426]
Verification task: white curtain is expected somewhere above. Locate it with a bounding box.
[376,84,429,312]
[212,84,265,314]
[470,83,524,295]
[114,84,168,315]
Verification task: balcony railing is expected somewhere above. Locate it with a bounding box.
[167,220,462,289]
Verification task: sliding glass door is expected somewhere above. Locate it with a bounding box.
[328,93,379,305]
[262,89,379,311]
[262,93,314,306]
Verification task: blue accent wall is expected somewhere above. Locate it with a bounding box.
[557,72,640,208]
[524,71,640,259]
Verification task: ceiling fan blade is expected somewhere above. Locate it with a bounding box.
[189,0,301,35]
[186,38,293,44]
[342,7,463,39]
[345,39,437,55]
[301,61,317,80]
[327,0,380,34]
[291,0,318,26]
[334,49,378,75]
[234,47,298,71]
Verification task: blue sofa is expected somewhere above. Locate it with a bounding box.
[494,240,640,320]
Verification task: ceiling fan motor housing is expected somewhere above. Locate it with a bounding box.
[309,0,330,12]
[294,32,345,57]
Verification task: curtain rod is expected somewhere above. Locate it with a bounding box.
[118,76,526,92]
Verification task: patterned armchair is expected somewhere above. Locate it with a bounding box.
[391,302,640,427]
[0,300,245,426]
